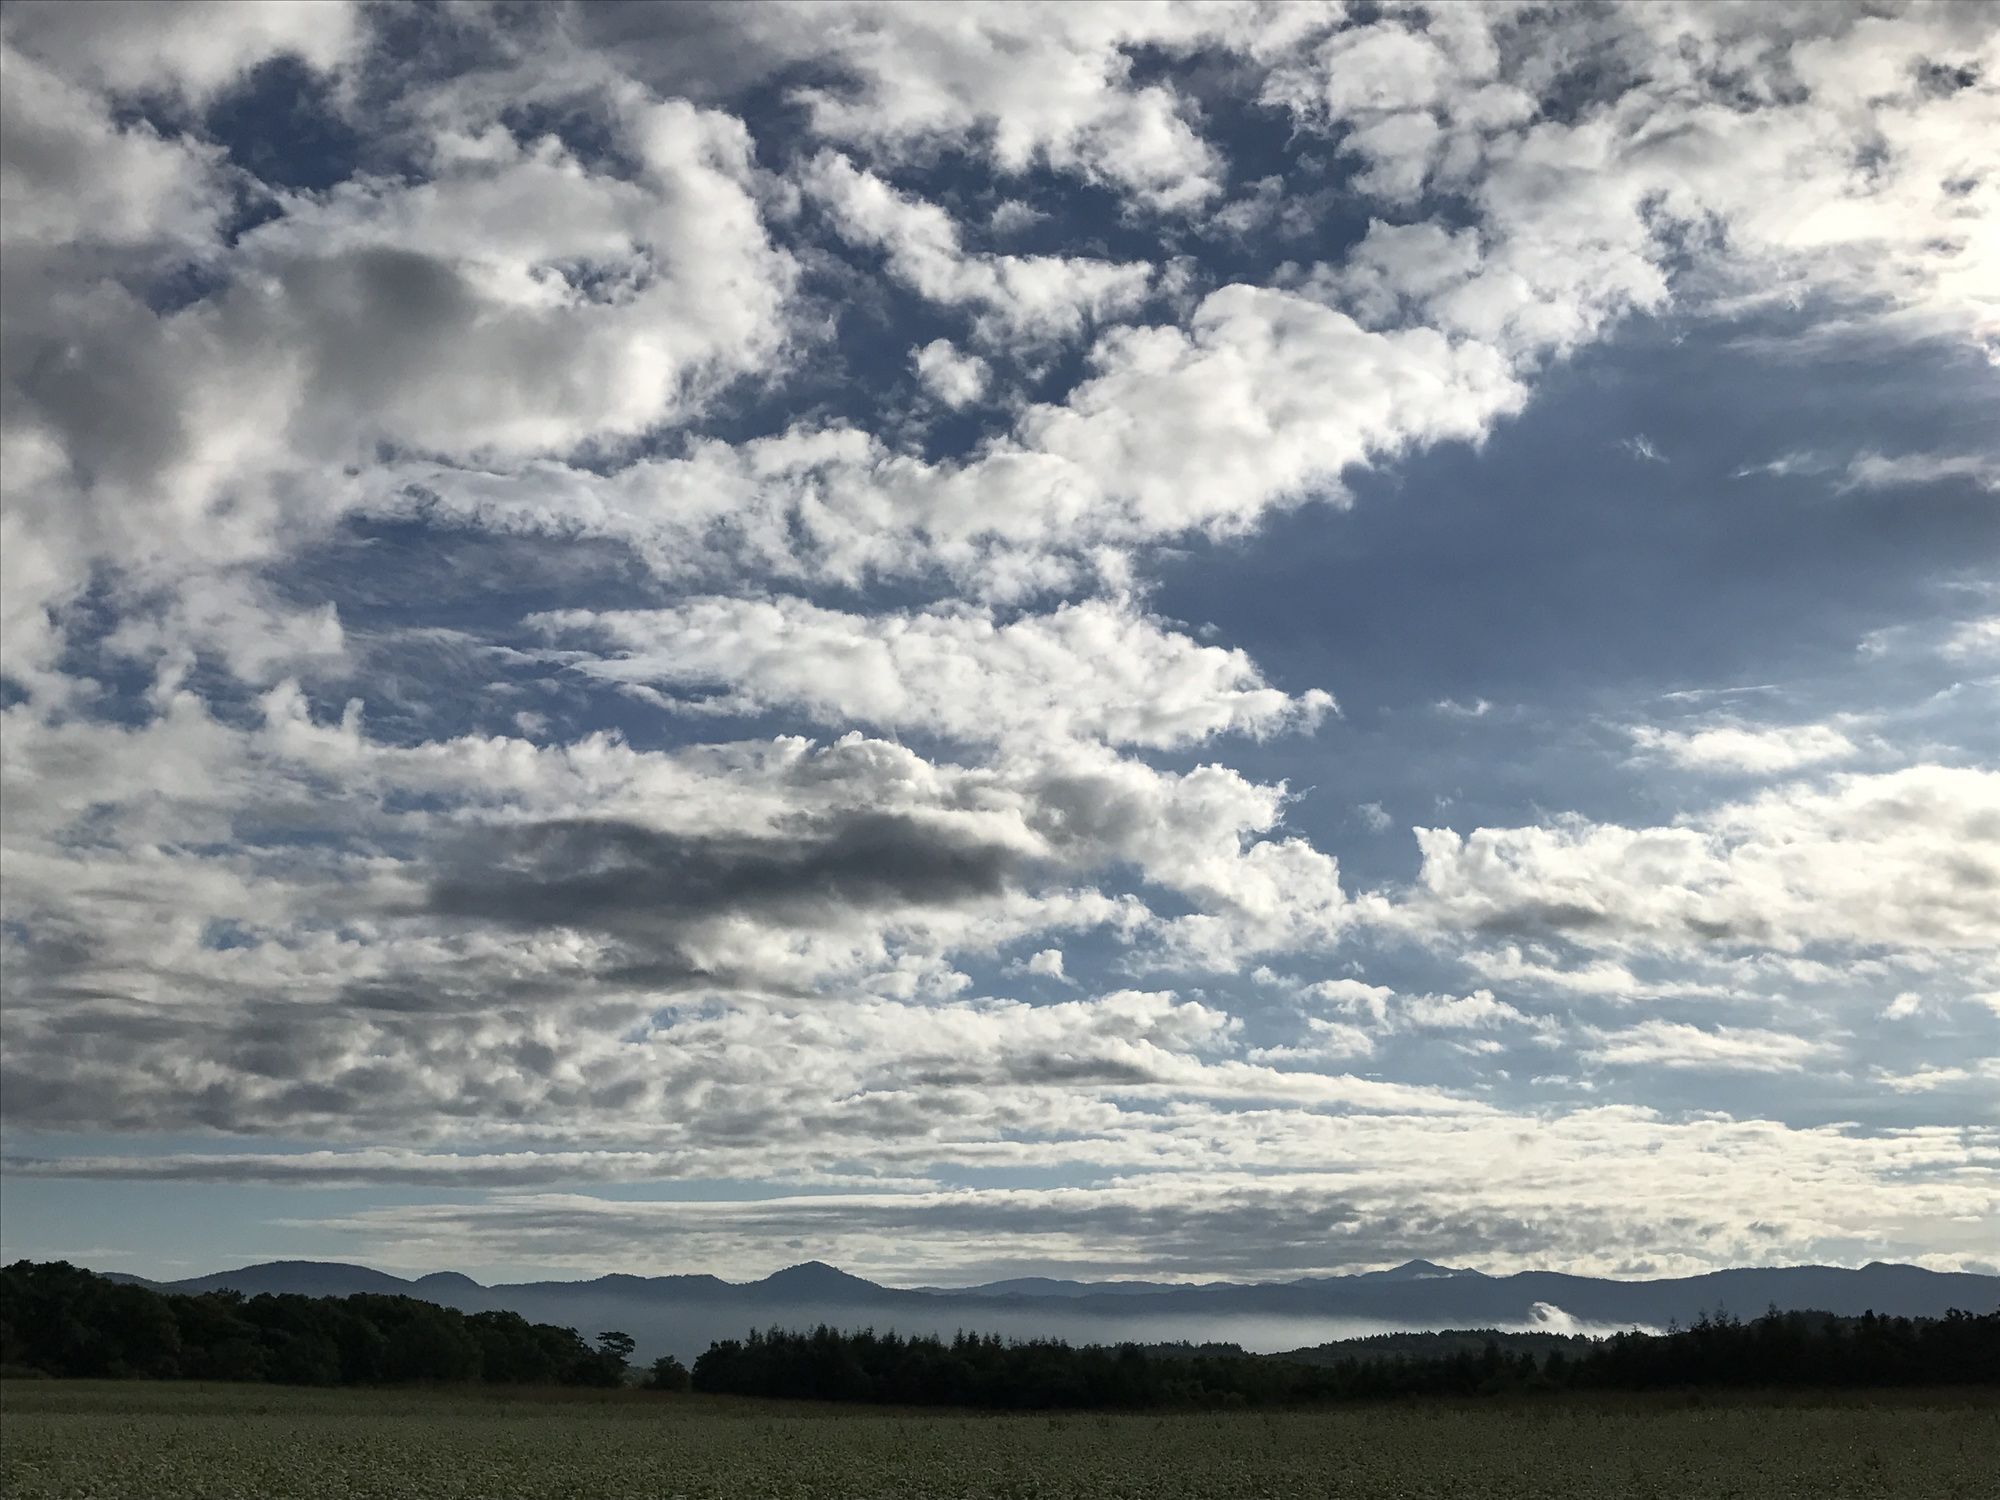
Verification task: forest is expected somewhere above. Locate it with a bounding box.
[4,1260,1995,1408]
[0,1261,653,1389]
[686,1308,2000,1407]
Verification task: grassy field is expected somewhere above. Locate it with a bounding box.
[3,1381,1995,1499]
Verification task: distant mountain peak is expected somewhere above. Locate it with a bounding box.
[759,1260,879,1293]
[173,1260,416,1297]
[1309,1258,1487,1285]
[414,1271,483,1289]
[1388,1258,1479,1279]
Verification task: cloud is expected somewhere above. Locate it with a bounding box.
[804,151,1154,342]
[0,0,361,102]
[1941,615,2000,662]
[1,84,801,683]
[1734,452,1835,481]
[1024,948,1066,980]
[1394,989,1545,1033]
[1402,767,2000,956]
[1247,1016,1379,1064]
[1305,979,1558,1042]
[1297,979,1395,1025]
[371,280,1523,611]
[777,3,1337,213]
[1874,1059,2000,1095]
[423,812,1034,948]
[911,339,990,407]
[0,40,231,251]
[1627,721,1862,775]
[1581,1021,1840,1074]
[1460,946,1734,1004]
[34,1104,1989,1282]
[531,596,1333,748]
[989,200,1045,235]
[1432,697,1492,719]
[1272,5,2000,360]
[1838,451,2000,493]
[0,677,1377,1140]
[1732,450,2000,493]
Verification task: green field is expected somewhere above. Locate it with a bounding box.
[3,1381,1995,1499]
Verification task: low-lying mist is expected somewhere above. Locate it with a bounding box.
[467,1294,1644,1363]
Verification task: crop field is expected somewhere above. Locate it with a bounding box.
[3,1381,1995,1499]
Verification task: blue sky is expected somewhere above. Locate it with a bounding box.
[2,0,1996,1286]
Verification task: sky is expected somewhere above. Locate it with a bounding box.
[1,0,1997,1289]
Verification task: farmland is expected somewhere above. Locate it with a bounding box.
[4,1381,1995,1499]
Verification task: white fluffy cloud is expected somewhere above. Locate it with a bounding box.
[380,282,1524,606]
[1404,767,2000,956]
[1,0,360,102]
[532,596,1333,748]
[1628,721,1863,775]
[1,76,801,683]
[780,2,1337,212]
[805,151,1154,342]
[0,42,230,250]
[1278,5,2000,361]
[912,339,990,407]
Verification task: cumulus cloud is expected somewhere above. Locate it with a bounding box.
[804,151,1154,342]
[532,596,1333,748]
[0,674,1375,1144]
[1024,948,1066,980]
[1627,721,1863,775]
[1,0,361,102]
[0,40,231,250]
[1,71,801,683]
[1402,767,2000,957]
[1277,5,1999,358]
[777,2,1338,212]
[911,338,990,407]
[357,280,1522,619]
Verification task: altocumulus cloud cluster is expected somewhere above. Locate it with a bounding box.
[1,0,1996,1284]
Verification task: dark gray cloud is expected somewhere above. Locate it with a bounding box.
[424,812,1033,938]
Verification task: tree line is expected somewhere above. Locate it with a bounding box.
[4,1261,1993,1405]
[689,1307,2000,1408]
[0,1261,688,1390]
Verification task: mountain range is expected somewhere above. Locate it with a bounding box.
[100,1258,1999,1364]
